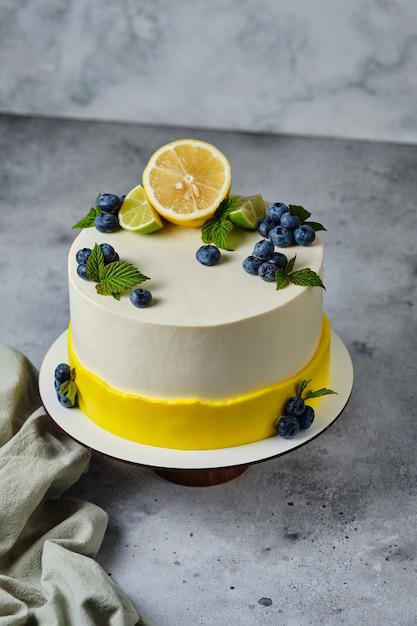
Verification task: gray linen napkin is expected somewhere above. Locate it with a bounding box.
[0,342,152,626]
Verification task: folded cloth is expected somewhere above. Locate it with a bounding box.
[0,343,152,626]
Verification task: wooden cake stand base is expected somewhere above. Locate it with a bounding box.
[154,465,249,486]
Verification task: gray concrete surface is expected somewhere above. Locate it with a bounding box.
[1,114,416,625]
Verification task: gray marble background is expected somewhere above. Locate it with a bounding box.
[2,0,417,143]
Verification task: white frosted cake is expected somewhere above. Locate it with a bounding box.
[57,139,333,450]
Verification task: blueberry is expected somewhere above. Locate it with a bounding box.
[257,217,278,238]
[95,193,122,214]
[286,396,305,417]
[75,247,92,264]
[77,263,90,280]
[293,224,316,246]
[54,363,71,384]
[280,212,301,231]
[196,245,221,266]
[94,212,119,233]
[242,255,264,275]
[258,261,278,282]
[275,415,301,439]
[269,225,294,248]
[99,243,119,264]
[267,202,290,221]
[58,393,75,408]
[299,405,315,429]
[253,239,274,260]
[130,288,153,308]
[268,251,288,269]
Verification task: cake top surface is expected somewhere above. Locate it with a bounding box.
[69,138,326,329]
[69,223,323,327]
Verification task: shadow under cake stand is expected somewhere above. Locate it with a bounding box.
[39,330,353,486]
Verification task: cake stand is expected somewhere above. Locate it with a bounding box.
[39,330,353,486]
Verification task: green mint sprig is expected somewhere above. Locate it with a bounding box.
[60,368,77,404]
[86,243,149,300]
[297,379,337,399]
[275,255,325,290]
[72,206,100,229]
[72,194,108,229]
[201,196,239,251]
[289,205,326,232]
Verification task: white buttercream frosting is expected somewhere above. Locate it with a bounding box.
[68,222,324,400]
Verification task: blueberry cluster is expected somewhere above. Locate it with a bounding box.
[94,193,123,233]
[275,395,315,439]
[258,202,315,248]
[76,243,119,281]
[75,243,153,307]
[54,363,77,408]
[242,239,288,282]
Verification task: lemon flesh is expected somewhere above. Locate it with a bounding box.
[142,139,232,228]
[118,185,163,233]
[228,193,266,230]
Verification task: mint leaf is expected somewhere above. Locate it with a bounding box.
[297,379,312,397]
[72,206,100,229]
[289,205,311,222]
[285,255,297,274]
[86,243,105,282]
[296,378,337,400]
[85,243,150,299]
[304,387,338,399]
[95,261,149,298]
[202,216,234,251]
[275,269,290,290]
[201,196,239,251]
[60,368,77,404]
[305,220,326,232]
[274,255,325,290]
[60,379,77,404]
[214,195,239,219]
[289,268,325,289]
[287,204,326,231]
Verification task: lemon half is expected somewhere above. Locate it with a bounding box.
[142,139,232,228]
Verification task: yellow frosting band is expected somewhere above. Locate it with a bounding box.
[68,315,331,450]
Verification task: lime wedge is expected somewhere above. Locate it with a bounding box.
[118,185,163,233]
[228,193,266,230]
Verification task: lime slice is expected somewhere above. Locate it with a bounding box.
[118,185,163,233]
[228,193,266,230]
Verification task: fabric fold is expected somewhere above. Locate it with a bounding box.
[0,342,151,626]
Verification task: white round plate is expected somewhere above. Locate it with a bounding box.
[39,330,353,470]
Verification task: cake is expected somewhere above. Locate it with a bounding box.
[55,139,334,450]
